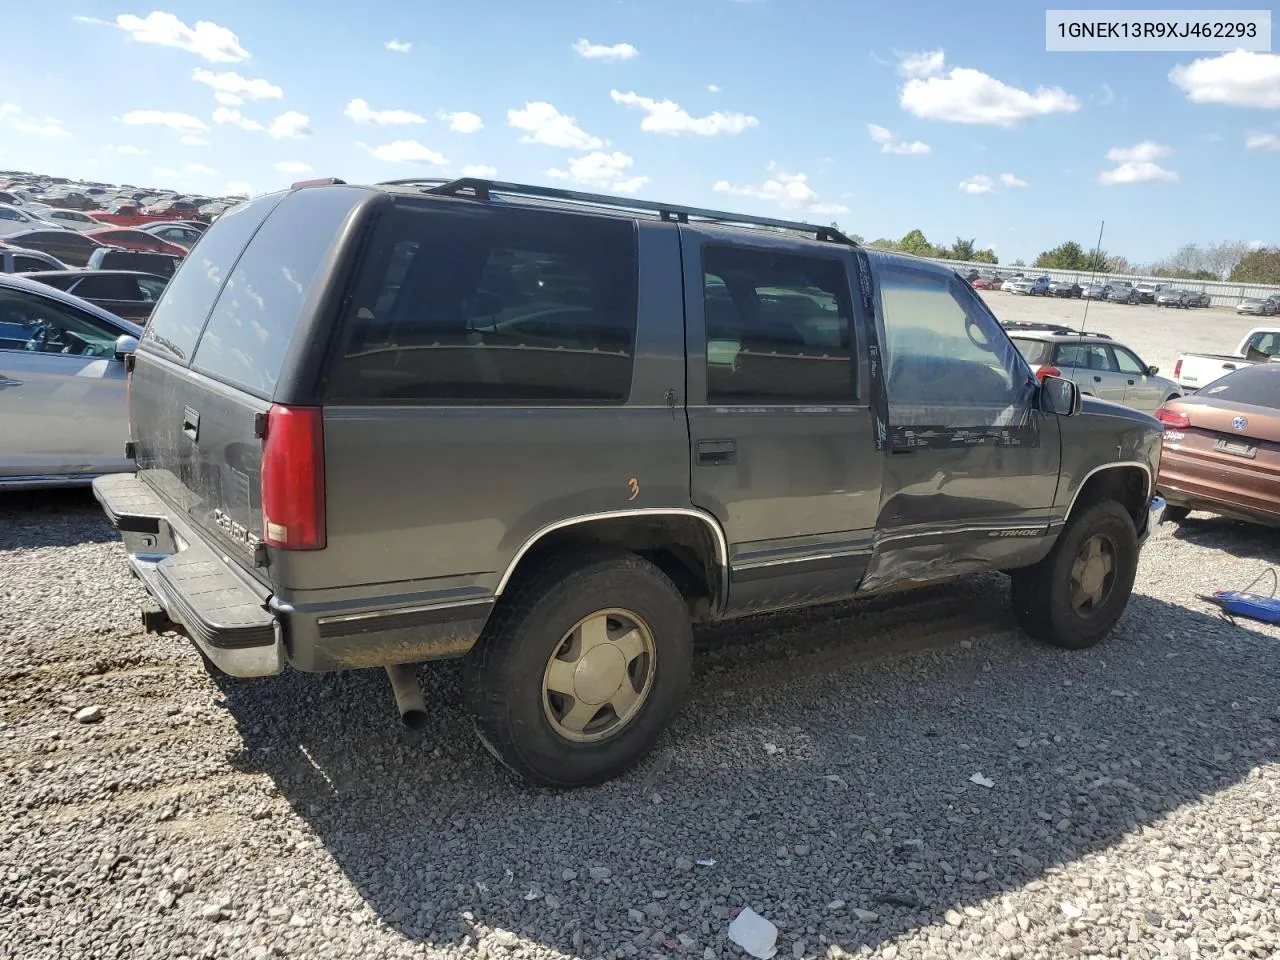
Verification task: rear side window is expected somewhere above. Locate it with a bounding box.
[192,187,363,397]
[1010,338,1050,365]
[324,202,638,403]
[701,245,855,403]
[14,256,51,273]
[141,195,279,361]
[1200,365,1280,407]
[74,274,141,300]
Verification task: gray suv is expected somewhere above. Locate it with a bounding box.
[93,178,1165,787]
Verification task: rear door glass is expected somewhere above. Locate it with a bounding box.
[191,186,364,397]
[141,195,280,362]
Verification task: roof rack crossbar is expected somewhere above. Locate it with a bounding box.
[378,177,858,245]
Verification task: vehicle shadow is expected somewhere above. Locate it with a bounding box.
[1169,514,1280,568]
[218,580,1280,958]
[0,488,118,549]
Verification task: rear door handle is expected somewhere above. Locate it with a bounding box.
[1222,363,1237,370]
[696,439,737,466]
[182,406,200,442]
[1093,376,1103,383]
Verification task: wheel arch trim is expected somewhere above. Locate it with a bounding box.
[1064,461,1153,525]
[495,508,730,598]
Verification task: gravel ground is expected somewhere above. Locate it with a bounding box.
[3,491,1280,960]
[977,292,1260,378]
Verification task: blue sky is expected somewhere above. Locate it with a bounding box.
[1,1,1277,264]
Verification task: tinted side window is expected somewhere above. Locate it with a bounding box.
[141,194,280,362]
[701,245,854,403]
[192,187,363,397]
[13,256,49,272]
[1011,338,1050,365]
[325,202,638,403]
[0,288,119,356]
[75,275,141,300]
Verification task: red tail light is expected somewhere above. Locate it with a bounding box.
[1154,405,1190,429]
[1034,364,1062,381]
[1173,358,1183,379]
[261,405,326,550]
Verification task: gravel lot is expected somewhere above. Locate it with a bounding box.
[5,482,1280,960]
[978,292,1258,380]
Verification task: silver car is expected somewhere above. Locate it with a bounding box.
[0,273,139,488]
[1005,325,1181,413]
[1237,297,1277,316]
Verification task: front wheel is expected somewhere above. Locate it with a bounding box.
[464,548,693,787]
[1010,500,1139,650]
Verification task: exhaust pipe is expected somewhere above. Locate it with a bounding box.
[385,663,428,730]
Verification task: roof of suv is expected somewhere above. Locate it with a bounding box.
[1002,322,1113,342]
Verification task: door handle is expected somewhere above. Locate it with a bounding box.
[696,439,736,466]
[1222,363,1237,370]
[1092,376,1103,383]
[181,406,200,442]
[1126,379,1135,386]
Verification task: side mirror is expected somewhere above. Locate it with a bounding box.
[114,334,139,359]
[1039,374,1081,417]
[1147,365,1159,376]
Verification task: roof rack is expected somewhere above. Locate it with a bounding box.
[377,177,858,246]
[1000,321,1112,339]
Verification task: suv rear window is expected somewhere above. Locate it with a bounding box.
[324,201,638,403]
[191,186,365,397]
[1199,365,1280,407]
[141,195,279,361]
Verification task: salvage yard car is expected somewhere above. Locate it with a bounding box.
[0,273,139,487]
[1156,365,1280,527]
[1173,327,1280,393]
[93,177,1166,788]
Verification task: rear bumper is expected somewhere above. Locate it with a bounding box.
[92,473,284,677]
[1157,447,1280,527]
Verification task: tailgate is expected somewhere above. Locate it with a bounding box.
[1178,355,1250,389]
[129,185,376,584]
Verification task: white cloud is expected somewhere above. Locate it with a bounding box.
[274,160,314,173]
[899,49,945,78]
[224,181,253,197]
[1169,51,1280,108]
[122,109,210,132]
[958,174,995,195]
[440,110,483,133]
[548,151,648,194]
[866,123,930,155]
[385,39,412,53]
[899,51,1080,126]
[12,115,71,137]
[708,84,721,93]
[181,135,210,146]
[107,144,149,155]
[572,38,638,61]
[1246,132,1280,150]
[0,103,19,120]
[1098,143,1178,185]
[460,164,498,177]
[344,98,425,125]
[508,101,604,149]
[713,165,845,214]
[268,111,311,139]
[212,107,264,131]
[358,139,447,165]
[610,89,758,136]
[999,172,1028,187]
[185,162,216,175]
[103,11,249,63]
[192,69,282,104]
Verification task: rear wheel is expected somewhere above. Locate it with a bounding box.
[1011,500,1138,650]
[464,548,693,787]
[1162,505,1190,523]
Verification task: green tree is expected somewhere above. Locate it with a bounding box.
[1012,257,1027,268]
[949,237,977,261]
[898,228,936,258]
[1034,241,1086,270]
[868,237,900,251]
[1080,249,1111,273]
[971,249,999,265]
[1229,248,1280,284]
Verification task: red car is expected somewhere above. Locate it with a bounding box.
[83,227,187,257]
[972,276,1003,290]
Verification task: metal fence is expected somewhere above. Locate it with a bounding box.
[921,256,1278,310]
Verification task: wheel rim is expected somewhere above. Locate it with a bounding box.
[1070,534,1117,616]
[541,608,657,743]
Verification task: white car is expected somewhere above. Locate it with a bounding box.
[0,203,69,238]
[38,208,102,232]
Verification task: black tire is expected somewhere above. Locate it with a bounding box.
[1010,500,1138,650]
[464,548,693,788]
[1163,505,1190,523]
